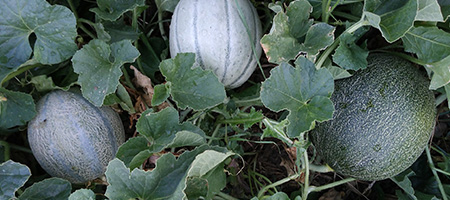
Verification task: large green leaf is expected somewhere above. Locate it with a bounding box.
[260,57,334,137]
[261,0,313,64]
[68,189,95,200]
[300,22,335,60]
[363,0,417,42]
[402,26,450,64]
[428,55,450,90]
[90,0,146,21]
[116,107,206,169]
[0,0,77,68]
[186,150,234,199]
[105,146,209,200]
[159,53,226,110]
[391,170,418,200]
[72,39,140,106]
[0,88,36,130]
[0,160,31,200]
[332,32,369,71]
[18,178,71,200]
[260,11,302,64]
[416,0,444,21]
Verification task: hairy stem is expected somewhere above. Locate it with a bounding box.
[426,146,449,200]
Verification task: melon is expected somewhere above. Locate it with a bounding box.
[310,54,436,181]
[27,90,125,184]
[169,0,262,88]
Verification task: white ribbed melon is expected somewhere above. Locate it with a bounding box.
[169,0,262,88]
[27,90,125,184]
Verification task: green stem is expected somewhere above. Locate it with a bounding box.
[257,174,300,199]
[262,118,293,145]
[332,11,360,22]
[308,177,356,193]
[9,143,33,154]
[208,124,222,145]
[234,0,266,80]
[68,0,96,39]
[0,141,11,161]
[1,63,42,86]
[371,50,427,65]
[322,0,332,23]
[315,19,369,69]
[426,146,449,200]
[302,149,311,200]
[121,67,136,90]
[233,97,262,107]
[218,114,264,125]
[157,9,168,42]
[435,168,450,176]
[216,192,239,200]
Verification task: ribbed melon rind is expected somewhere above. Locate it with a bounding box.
[311,54,436,181]
[169,0,262,88]
[28,90,125,184]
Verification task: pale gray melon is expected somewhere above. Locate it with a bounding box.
[169,0,263,88]
[27,90,125,184]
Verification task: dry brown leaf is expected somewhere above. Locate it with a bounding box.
[130,65,154,102]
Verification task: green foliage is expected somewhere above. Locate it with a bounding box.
[90,0,146,21]
[158,53,226,110]
[1,0,450,199]
[261,57,334,137]
[0,160,30,200]
[72,39,140,106]
[0,88,36,130]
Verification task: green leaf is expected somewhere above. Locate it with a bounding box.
[265,192,291,200]
[187,150,234,177]
[90,0,146,21]
[137,107,205,152]
[363,0,417,42]
[0,160,31,200]
[116,136,149,168]
[286,0,313,39]
[168,131,207,148]
[18,178,71,200]
[68,189,95,200]
[104,84,135,113]
[428,55,450,90]
[325,65,352,80]
[261,12,302,63]
[155,0,180,13]
[260,57,334,137]
[332,32,369,71]
[440,0,450,21]
[300,23,335,60]
[116,107,206,169]
[29,75,71,92]
[226,107,265,129]
[152,83,170,106]
[186,150,233,199]
[402,26,450,64]
[159,53,226,110]
[416,0,444,21]
[185,177,208,199]
[105,145,209,200]
[391,170,418,200]
[72,39,140,106]
[0,88,36,130]
[101,21,141,43]
[0,0,77,68]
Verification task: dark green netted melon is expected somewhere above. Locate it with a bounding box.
[27,90,125,184]
[310,54,436,181]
